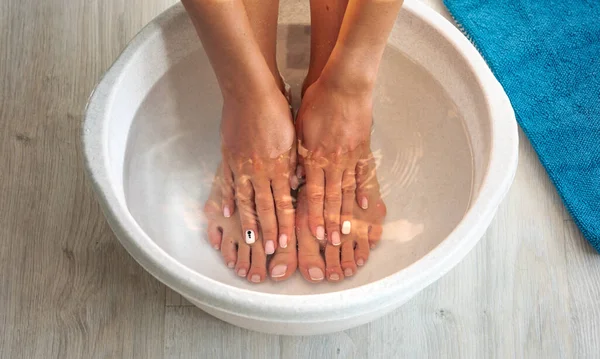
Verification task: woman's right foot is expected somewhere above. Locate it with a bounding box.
[204,165,298,283]
[296,152,387,282]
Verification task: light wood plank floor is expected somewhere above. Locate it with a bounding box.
[1,0,598,358]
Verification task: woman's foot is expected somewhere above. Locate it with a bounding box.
[296,152,386,283]
[204,165,297,283]
[220,82,297,256]
[296,76,374,246]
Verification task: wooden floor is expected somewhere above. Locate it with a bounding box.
[1,0,599,358]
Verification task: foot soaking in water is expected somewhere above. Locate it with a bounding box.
[180,0,403,283]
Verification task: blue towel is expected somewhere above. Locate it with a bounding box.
[443,0,600,251]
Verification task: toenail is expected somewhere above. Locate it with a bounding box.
[370,243,376,249]
[279,234,288,248]
[344,268,353,277]
[223,205,231,218]
[245,230,256,244]
[291,176,299,190]
[360,197,369,210]
[308,267,324,281]
[213,244,220,250]
[342,221,351,235]
[265,240,275,254]
[271,264,287,278]
[331,231,341,246]
[357,258,365,267]
[237,269,247,277]
[316,226,325,240]
[330,273,340,281]
[227,262,235,268]
[250,274,261,283]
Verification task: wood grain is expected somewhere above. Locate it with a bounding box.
[0,1,176,358]
[1,0,598,358]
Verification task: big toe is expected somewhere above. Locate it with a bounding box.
[269,234,297,282]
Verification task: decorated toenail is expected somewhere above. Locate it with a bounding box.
[308,267,324,281]
[331,231,341,246]
[357,258,365,266]
[316,226,325,240]
[279,234,288,248]
[330,273,340,281]
[250,274,261,283]
[245,230,256,244]
[237,269,247,277]
[344,268,353,277]
[271,264,287,278]
[223,205,231,218]
[265,240,275,254]
[227,262,235,269]
[360,197,369,210]
[342,221,351,235]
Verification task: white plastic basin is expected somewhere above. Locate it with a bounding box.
[83,0,518,335]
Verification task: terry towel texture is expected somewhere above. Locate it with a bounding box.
[443,0,600,251]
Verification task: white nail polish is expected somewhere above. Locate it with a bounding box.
[223,206,231,218]
[245,230,256,244]
[342,221,351,235]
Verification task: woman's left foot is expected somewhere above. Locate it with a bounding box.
[296,152,386,282]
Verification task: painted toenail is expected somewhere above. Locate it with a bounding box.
[360,197,369,210]
[290,176,299,190]
[331,231,341,246]
[250,274,261,283]
[223,205,231,218]
[265,240,275,254]
[370,243,376,249]
[245,230,256,244]
[279,234,288,248]
[227,262,235,269]
[271,264,287,278]
[357,258,365,266]
[237,269,247,277]
[213,244,220,250]
[330,273,340,281]
[316,226,325,240]
[344,268,353,277]
[342,221,351,235]
[308,267,324,281]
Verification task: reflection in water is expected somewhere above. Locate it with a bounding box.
[123,25,473,294]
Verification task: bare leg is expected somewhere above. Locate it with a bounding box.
[183,0,296,280]
[303,0,349,95]
[242,0,285,91]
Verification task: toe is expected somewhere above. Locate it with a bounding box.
[354,229,370,267]
[220,235,237,269]
[305,165,326,240]
[369,199,387,248]
[235,242,251,278]
[325,245,344,282]
[247,240,267,283]
[207,223,222,250]
[297,189,326,283]
[340,241,357,277]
